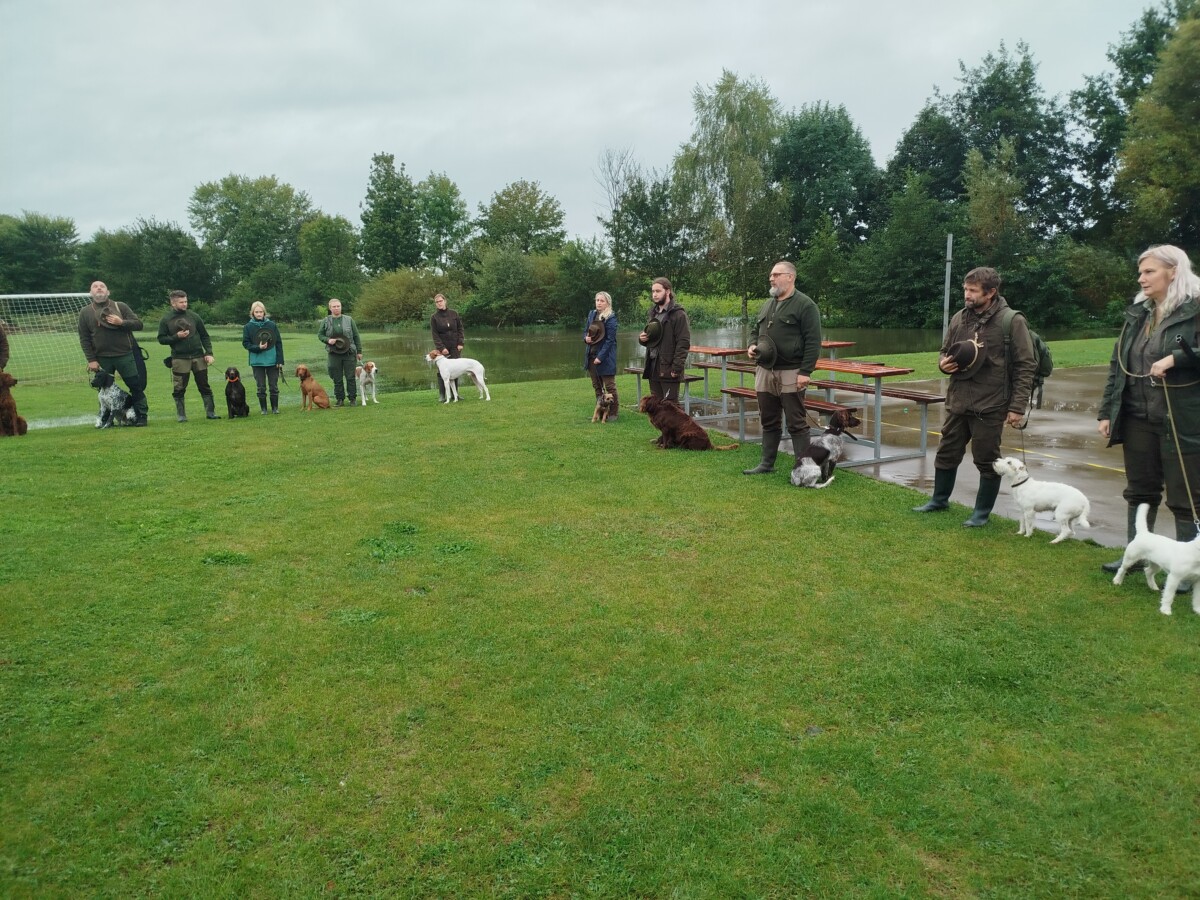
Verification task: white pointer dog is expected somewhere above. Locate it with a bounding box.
[425,351,491,402]
[992,456,1091,544]
[1112,503,1200,615]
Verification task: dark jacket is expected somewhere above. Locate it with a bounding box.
[641,302,690,381]
[0,323,8,370]
[750,290,821,373]
[242,318,285,368]
[318,315,362,355]
[583,311,617,377]
[942,295,1035,417]
[78,299,143,361]
[158,308,213,358]
[431,308,464,357]
[1100,296,1200,453]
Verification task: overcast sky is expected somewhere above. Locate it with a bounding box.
[0,0,1147,247]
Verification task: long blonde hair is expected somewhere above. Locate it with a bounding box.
[249,300,268,319]
[1136,245,1200,318]
[594,291,614,320]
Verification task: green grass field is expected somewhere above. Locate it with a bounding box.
[3,343,1198,896]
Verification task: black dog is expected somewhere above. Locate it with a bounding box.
[225,367,251,418]
[90,370,137,428]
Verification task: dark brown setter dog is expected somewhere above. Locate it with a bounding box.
[294,364,331,411]
[639,395,737,450]
[0,371,29,436]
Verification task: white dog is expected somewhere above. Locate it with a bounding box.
[1112,503,1200,615]
[425,351,491,402]
[992,456,1091,544]
[356,361,379,405]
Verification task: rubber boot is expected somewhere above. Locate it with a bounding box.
[258,393,268,415]
[913,467,956,512]
[203,394,221,420]
[743,431,780,475]
[1101,505,1153,574]
[270,391,279,414]
[962,476,1002,527]
[175,397,187,423]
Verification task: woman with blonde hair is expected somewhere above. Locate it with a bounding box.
[583,291,619,420]
[1099,245,1200,572]
[241,300,285,414]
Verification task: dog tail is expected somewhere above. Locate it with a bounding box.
[1077,514,1091,530]
[712,443,739,451]
[1135,503,1151,536]
[814,475,835,488]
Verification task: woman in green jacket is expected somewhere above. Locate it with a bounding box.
[242,301,285,414]
[1098,245,1200,572]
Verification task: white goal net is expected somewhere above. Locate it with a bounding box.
[0,293,93,383]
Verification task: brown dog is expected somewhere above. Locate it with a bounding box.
[639,395,737,450]
[0,371,28,436]
[294,364,331,411]
[592,389,615,423]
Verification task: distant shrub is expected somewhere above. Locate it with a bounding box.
[355,269,465,326]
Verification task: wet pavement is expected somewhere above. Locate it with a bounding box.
[709,365,1142,548]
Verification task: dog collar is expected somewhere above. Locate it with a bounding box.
[227,375,240,383]
[1010,476,1030,487]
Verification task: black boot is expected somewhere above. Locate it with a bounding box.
[203,394,221,420]
[913,467,956,512]
[270,391,279,414]
[258,393,268,415]
[174,397,187,423]
[963,476,1002,527]
[744,431,780,475]
[1101,505,1154,574]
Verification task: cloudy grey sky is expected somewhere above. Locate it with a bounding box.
[0,0,1146,245]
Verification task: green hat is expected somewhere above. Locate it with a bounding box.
[754,335,777,367]
[640,320,663,348]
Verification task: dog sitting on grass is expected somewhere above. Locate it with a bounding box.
[90,370,137,428]
[224,367,251,418]
[791,409,861,488]
[0,371,28,436]
[639,395,737,450]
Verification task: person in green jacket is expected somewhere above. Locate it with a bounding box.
[158,290,218,422]
[242,301,285,414]
[78,280,148,425]
[318,298,362,407]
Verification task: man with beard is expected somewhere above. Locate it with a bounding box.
[638,277,691,404]
[77,280,148,426]
[743,261,822,475]
[913,266,1035,526]
[158,290,219,421]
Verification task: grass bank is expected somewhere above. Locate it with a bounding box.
[2,357,1197,896]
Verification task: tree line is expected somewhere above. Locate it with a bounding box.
[1,0,1195,330]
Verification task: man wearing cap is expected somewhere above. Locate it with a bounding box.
[78,280,149,426]
[638,277,691,405]
[914,266,1035,526]
[743,261,822,475]
[158,290,219,422]
[318,298,362,407]
[430,293,464,402]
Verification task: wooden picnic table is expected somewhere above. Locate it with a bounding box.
[812,358,919,465]
[689,346,746,415]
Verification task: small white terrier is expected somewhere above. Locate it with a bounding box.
[1112,503,1200,615]
[425,351,491,402]
[992,456,1091,544]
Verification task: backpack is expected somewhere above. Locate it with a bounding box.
[999,308,1053,410]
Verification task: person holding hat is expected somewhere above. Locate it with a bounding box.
[318,298,362,407]
[742,261,822,475]
[78,280,149,426]
[638,277,690,404]
[914,266,1035,525]
[242,301,285,414]
[158,289,218,422]
[430,293,465,402]
[584,291,619,420]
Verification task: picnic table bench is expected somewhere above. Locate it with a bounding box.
[810,379,945,454]
[624,367,704,413]
[719,386,859,443]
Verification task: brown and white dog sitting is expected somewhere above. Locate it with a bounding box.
[355,361,379,405]
[592,389,615,423]
[639,395,737,450]
[790,409,861,488]
[294,364,331,411]
[0,371,29,436]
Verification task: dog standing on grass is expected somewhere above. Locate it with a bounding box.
[992,456,1090,544]
[0,371,28,436]
[294,364,331,411]
[1112,503,1200,615]
[224,367,251,418]
[425,351,490,402]
[356,361,379,405]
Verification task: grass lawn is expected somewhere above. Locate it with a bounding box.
[3,343,1198,896]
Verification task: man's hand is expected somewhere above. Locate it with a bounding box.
[796,373,810,390]
[87,360,100,372]
[938,354,957,374]
[1005,411,1025,428]
[747,344,758,360]
[203,355,214,365]
[104,314,124,327]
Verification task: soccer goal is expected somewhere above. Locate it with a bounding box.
[0,293,93,383]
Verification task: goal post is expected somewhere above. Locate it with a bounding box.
[0,293,93,384]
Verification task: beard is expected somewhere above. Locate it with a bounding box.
[769,286,781,299]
